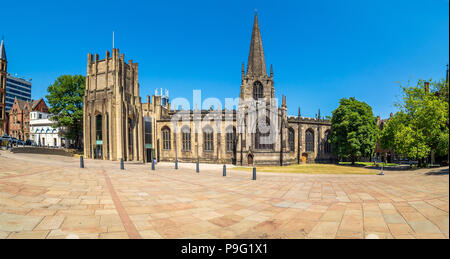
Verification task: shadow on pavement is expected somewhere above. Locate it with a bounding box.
[425,168,449,176]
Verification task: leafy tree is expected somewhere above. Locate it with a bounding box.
[45,75,85,149]
[380,79,449,166]
[329,97,378,165]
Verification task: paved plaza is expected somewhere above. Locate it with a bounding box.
[0,150,448,239]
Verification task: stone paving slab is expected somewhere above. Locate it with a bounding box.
[0,150,448,239]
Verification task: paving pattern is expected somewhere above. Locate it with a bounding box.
[0,150,448,239]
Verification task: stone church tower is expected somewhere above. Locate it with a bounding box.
[83,49,144,162]
[236,12,290,166]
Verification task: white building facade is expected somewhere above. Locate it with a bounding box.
[29,111,65,147]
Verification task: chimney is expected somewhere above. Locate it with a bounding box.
[424,82,429,93]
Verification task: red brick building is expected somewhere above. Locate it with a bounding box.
[8,98,49,140]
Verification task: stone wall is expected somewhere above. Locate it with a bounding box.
[10,147,74,157]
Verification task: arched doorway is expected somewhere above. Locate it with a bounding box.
[248,154,254,166]
[94,114,103,159]
[301,153,308,163]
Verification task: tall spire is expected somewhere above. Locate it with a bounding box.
[247,11,267,77]
[0,38,6,61]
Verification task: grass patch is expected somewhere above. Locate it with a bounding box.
[338,162,399,167]
[233,164,377,175]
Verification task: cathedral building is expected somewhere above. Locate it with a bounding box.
[83,13,335,165]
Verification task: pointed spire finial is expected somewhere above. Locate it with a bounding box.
[247,11,267,77]
[0,37,6,61]
[298,107,301,118]
[270,64,273,77]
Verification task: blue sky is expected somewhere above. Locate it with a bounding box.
[1,0,448,118]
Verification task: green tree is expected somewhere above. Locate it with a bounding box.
[380,80,449,166]
[45,75,85,149]
[329,97,378,165]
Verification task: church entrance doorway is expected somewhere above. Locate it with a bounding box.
[248,154,254,166]
[301,153,308,163]
[146,148,154,163]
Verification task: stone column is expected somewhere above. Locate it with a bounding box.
[138,104,144,163]
[124,105,129,161]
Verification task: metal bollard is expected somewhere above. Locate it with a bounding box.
[80,156,84,168]
[223,165,226,177]
[379,165,384,175]
[252,167,256,180]
[175,159,178,170]
[151,159,155,171]
[120,158,124,170]
[196,161,199,173]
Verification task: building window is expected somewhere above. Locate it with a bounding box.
[226,126,236,152]
[162,126,171,150]
[288,128,295,152]
[255,117,273,150]
[203,126,214,152]
[305,129,314,152]
[324,130,331,154]
[144,117,152,145]
[0,107,2,119]
[181,126,191,152]
[95,115,102,142]
[253,81,264,100]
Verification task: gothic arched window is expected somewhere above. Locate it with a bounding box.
[162,126,171,150]
[255,117,273,150]
[324,130,331,154]
[253,81,264,100]
[305,129,314,152]
[181,126,191,152]
[226,126,236,152]
[144,116,152,146]
[203,126,214,152]
[288,128,295,152]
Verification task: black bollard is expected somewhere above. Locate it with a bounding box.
[196,161,199,173]
[252,167,256,180]
[80,156,84,168]
[120,158,124,170]
[175,159,178,170]
[151,159,155,171]
[223,165,226,177]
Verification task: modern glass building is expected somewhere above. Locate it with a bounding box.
[5,74,31,111]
